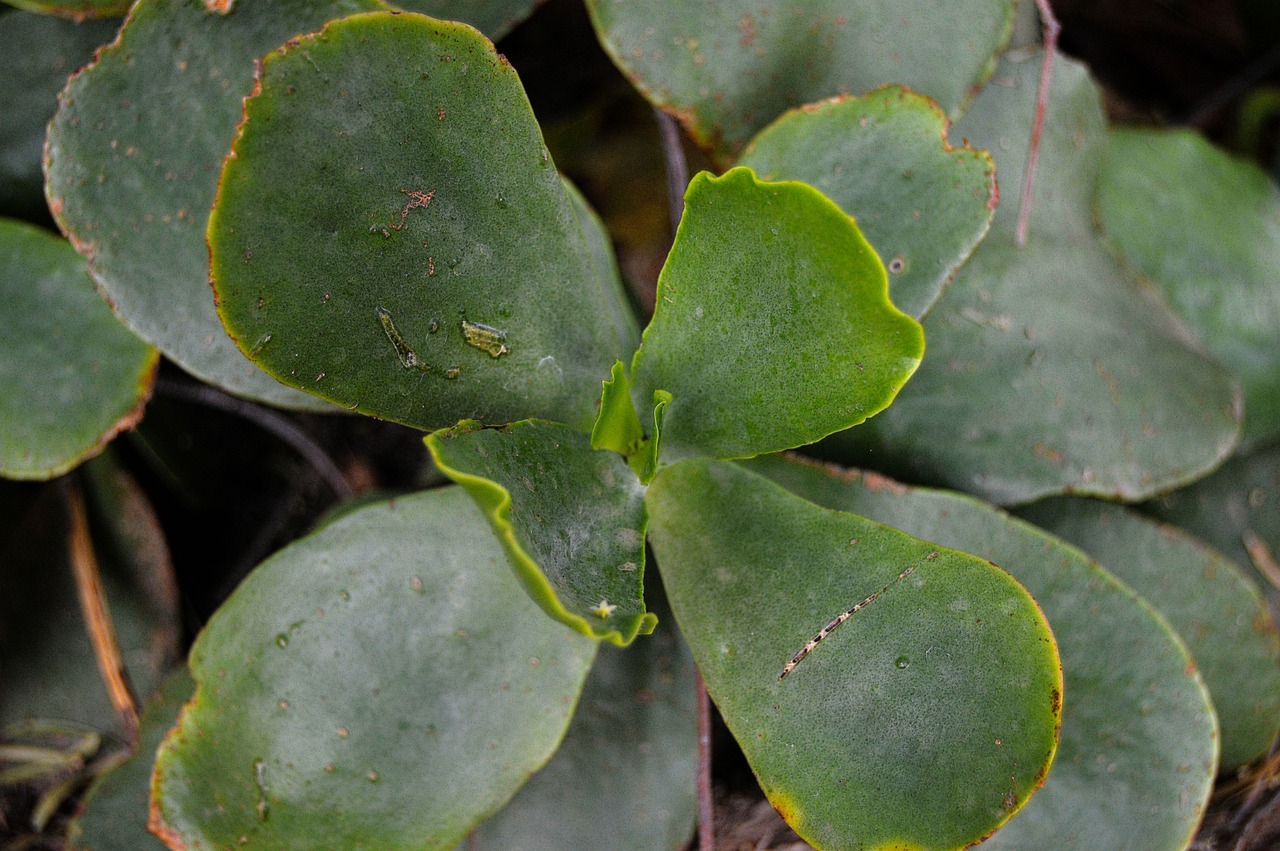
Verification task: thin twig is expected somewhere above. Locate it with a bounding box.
[64,481,140,747]
[695,669,714,851]
[1014,0,1061,247]
[156,376,353,500]
[653,108,690,241]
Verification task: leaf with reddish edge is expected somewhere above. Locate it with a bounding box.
[45,0,383,410]
[150,487,597,850]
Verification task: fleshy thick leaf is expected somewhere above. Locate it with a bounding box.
[67,668,193,851]
[750,454,1217,850]
[0,219,155,480]
[388,0,540,40]
[45,0,382,410]
[426,419,655,645]
[647,459,1061,851]
[1097,128,1280,448]
[740,86,996,319]
[210,11,636,432]
[466,602,698,850]
[630,167,923,463]
[150,487,597,850]
[822,52,1242,505]
[585,0,1016,161]
[1018,495,1280,770]
[0,12,118,218]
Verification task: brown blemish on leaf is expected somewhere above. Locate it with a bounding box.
[1032,442,1064,464]
[203,0,235,13]
[392,189,436,231]
[1050,686,1062,716]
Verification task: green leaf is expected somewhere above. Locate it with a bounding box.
[585,0,1016,161]
[210,11,635,432]
[1017,495,1280,770]
[646,459,1061,851]
[387,0,540,40]
[591,361,645,457]
[630,167,923,463]
[749,454,1218,850]
[0,220,156,480]
[0,459,179,732]
[150,487,598,850]
[740,85,997,319]
[564,177,643,363]
[822,52,1242,505]
[427,419,655,645]
[0,12,118,219]
[1097,128,1280,448]
[67,668,193,851]
[1145,443,1280,599]
[1,0,126,21]
[466,602,698,850]
[45,0,383,410]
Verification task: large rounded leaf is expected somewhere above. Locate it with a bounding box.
[150,487,597,850]
[749,454,1218,850]
[210,11,636,432]
[0,219,155,480]
[630,167,923,462]
[0,11,118,218]
[466,605,698,850]
[1018,495,1280,770]
[822,52,1242,505]
[427,419,655,645]
[585,0,1016,161]
[647,459,1061,850]
[739,86,996,319]
[1097,128,1280,448]
[45,0,383,410]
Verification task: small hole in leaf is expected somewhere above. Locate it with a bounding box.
[888,256,906,274]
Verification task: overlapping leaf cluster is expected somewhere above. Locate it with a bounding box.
[2,1,1279,850]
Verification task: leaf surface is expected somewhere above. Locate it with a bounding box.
[45,0,382,410]
[466,603,698,850]
[1018,495,1280,770]
[210,11,635,431]
[427,419,654,645]
[1145,443,1280,605]
[0,11,118,218]
[750,454,1218,851]
[823,52,1242,504]
[630,167,923,463]
[0,220,155,480]
[585,0,1016,160]
[740,86,996,319]
[646,459,1061,851]
[150,487,597,850]
[2,0,125,21]
[1097,128,1280,448]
